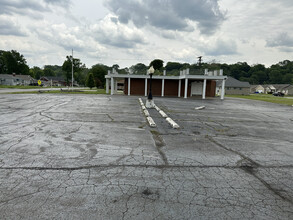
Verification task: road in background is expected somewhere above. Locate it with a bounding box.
[0,87,87,93]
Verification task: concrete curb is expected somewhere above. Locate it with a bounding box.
[154,105,160,112]
[139,98,156,128]
[195,106,205,110]
[153,104,180,129]
[147,116,156,127]
[143,109,150,117]
[166,117,180,129]
[159,110,168,118]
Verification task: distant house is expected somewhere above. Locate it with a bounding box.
[250,85,265,93]
[0,74,35,86]
[40,76,67,87]
[216,77,250,95]
[263,84,291,94]
[287,85,293,95]
[17,75,36,85]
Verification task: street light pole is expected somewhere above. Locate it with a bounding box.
[146,66,155,108]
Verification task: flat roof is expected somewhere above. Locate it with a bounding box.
[105,74,227,80]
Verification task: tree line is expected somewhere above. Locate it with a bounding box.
[1,50,293,87]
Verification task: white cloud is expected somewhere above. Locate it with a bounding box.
[34,23,86,51]
[91,15,147,48]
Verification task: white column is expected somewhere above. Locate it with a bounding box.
[145,78,148,96]
[178,80,181,97]
[128,78,130,96]
[161,79,165,97]
[204,69,208,75]
[111,77,114,95]
[106,78,109,94]
[202,79,207,99]
[221,79,226,100]
[184,78,188,99]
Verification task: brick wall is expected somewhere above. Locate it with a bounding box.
[123,78,216,97]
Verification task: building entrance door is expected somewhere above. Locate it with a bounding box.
[191,81,203,96]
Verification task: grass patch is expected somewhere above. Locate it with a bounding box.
[150,130,161,136]
[226,94,293,106]
[0,85,41,89]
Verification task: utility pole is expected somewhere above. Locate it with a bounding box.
[197,56,202,74]
[72,49,74,90]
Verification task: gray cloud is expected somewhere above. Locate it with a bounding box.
[44,0,70,7]
[104,0,225,35]
[0,16,27,36]
[201,39,238,56]
[0,0,70,18]
[266,32,293,48]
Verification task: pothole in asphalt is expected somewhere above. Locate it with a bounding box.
[142,188,160,200]
[240,165,255,174]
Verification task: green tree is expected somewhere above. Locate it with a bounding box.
[62,56,85,86]
[149,59,164,70]
[44,65,63,77]
[90,64,107,87]
[75,68,89,86]
[130,63,147,75]
[86,73,95,89]
[250,71,268,84]
[112,64,119,70]
[269,70,283,84]
[43,66,55,76]
[30,66,43,79]
[0,50,29,75]
[165,62,184,71]
[282,73,293,84]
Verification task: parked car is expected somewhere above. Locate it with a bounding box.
[273,92,284,97]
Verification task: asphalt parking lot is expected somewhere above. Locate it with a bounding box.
[0,93,293,219]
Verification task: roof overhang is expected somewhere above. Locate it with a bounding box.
[105,74,227,80]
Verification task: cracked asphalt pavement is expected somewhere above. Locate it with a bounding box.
[0,94,293,219]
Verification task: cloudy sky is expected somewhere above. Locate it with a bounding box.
[0,0,293,68]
